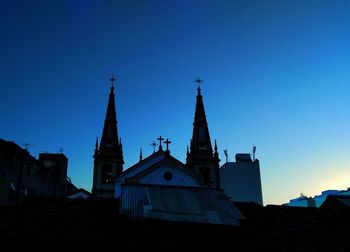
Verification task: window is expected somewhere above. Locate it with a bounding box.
[199,167,211,185]
[199,141,207,149]
[163,172,173,181]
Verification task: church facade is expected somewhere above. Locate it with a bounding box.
[91,78,247,225]
[92,77,221,197]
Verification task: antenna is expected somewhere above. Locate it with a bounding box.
[22,143,32,151]
[223,149,228,163]
[59,147,64,153]
[252,146,256,161]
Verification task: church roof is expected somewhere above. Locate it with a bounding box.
[118,149,204,184]
[118,150,166,179]
[119,183,245,226]
[128,158,204,184]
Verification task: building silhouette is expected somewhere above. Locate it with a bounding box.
[286,188,350,207]
[91,77,263,224]
[92,77,124,198]
[2,78,350,248]
[221,153,263,205]
[0,139,74,204]
[92,78,224,194]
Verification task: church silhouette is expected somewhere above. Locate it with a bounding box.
[92,76,244,225]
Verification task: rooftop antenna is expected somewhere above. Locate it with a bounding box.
[224,149,228,163]
[22,143,32,151]
[59,147,64,154]
[252,146,256,161]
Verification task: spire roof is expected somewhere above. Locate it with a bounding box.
[186,79,220,189]
[189,79,213,155]
[98,77,123,163]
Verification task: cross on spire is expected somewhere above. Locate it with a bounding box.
[195,77,202,90]
[110,76,116,89]
[164,138,172,151]
[157,136,164,151]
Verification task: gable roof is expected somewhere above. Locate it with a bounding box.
[128,156,204,185]
[117,150,204,184]
[118,150,166,180]
[320,195,350,209]
[68,188,91,196]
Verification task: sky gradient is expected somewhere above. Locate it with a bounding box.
[1,0,350,205]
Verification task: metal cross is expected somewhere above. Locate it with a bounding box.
[150,141,157,153]
[164,138,172,151]
[195,77,202,88]
[110,76,116,87]
[157,136,164,150]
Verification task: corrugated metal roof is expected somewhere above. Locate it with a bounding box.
[120,184,245,226]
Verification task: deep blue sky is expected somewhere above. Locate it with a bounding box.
[1,0,350,204]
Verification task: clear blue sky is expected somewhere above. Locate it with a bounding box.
[1,0,350,205]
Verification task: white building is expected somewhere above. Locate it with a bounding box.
[286,189,350,207]
[287,195,316,207]
[314,189,350,207]
[220,153,263,205]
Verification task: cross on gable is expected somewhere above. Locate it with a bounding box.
[164,138,172,151]
[157,136,164,150]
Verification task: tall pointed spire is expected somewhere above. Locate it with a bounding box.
[189,78,213,155]
[92,76,124,198]
[187,78,220,189]
[99,76,121,154]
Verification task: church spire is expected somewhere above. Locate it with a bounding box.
[92,76,124,198]
[189,78,213,155]
[99,76,121,155]
[187,78,220,189]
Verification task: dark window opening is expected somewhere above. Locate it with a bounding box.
[199,167,211,185]
[163,172,173,181]
[199,141,207,149]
